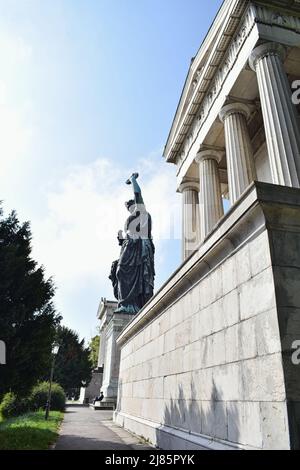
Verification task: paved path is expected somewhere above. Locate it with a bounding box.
[55,405,150,450]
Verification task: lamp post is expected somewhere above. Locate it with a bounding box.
[45,343,59,420]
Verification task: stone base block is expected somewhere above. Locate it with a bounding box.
[90,400,116,410]
[114,412,241,450]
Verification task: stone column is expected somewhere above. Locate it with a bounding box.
[219,102,256,204]
[249,42,300,187]
[178,182,200,260]
[195,150,224,240]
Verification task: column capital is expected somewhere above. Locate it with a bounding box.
[219,102,252,123]
[195,149,223,165]
[249,42,286,71]
[178,180,200,193]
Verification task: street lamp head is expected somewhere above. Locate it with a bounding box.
[52,344,59,355]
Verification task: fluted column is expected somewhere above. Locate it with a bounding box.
[195,150,224,240]
[178,182,200,260]
[249,42,300,187]
[219,102,256,204]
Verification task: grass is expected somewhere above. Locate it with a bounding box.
[0,410,64,450]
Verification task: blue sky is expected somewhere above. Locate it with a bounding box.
[0,0,223,342]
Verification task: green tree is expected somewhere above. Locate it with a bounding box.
[53,326,92,396]
[0,207,61,399]
[88,335,100,369]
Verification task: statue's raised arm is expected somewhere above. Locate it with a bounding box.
[125,172,144,206]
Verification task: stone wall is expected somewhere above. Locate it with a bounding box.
[115,183,300,450]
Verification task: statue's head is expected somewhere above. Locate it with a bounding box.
[125,199,135,213]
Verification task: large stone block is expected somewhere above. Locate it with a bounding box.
[161,348,184,376]
[164,328,176,354]
[132,380,146,399]
[249,230,272,277]
[222,255,237,295]
[223,290,239,327]
[160,352,171,377]
[198,305,213,338]
[201,401,227,440]
[186,400,202,435]
[142,398,165,423]
[210,267,223,303]
[190,285,201,315]
[159,310,171,336]
[212,330,226,366]
[182,341,203,373]
[239,268,276,320]
[199,275,212,310]
[213,363,243,401]
[189,313,201,343]
[260,402,290,449]
[242,354,286,401]
[239,318,257,360]
[144,325,152,345]
[149,319,160,342]
[270,230,300,269]
[192,368,214,401]
[154,334,165,358]
[182,290,195,321]
[273,266,300,309]
[176,372,193,400]
[225,324,239,364]
[163,398,194,431]
[175,318,192,349]
[133,330,145,351]
[235,244,251,285]
[210,298,224,334]
[151,357,161,378]
[255,309,281,356]
[173,300,185,327]
[163,375,177,400]
[201,335,214,368]
[228,401,262,448]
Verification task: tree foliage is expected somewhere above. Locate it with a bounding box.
[53,326,92,396]
[0,207,61,399]
[88,335,100,369]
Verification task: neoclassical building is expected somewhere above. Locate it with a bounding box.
[114,0,300,450]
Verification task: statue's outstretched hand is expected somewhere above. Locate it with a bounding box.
[126,172,139,185]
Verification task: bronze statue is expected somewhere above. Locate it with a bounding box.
[109,173,155,314]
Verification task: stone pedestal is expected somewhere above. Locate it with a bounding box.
[219,102,256,204]
[96,298,132,409]
[249,42,300,187]
[195,150,224,240]
[79,367,103,404]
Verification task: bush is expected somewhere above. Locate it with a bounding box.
[30,382,65,412]
[0,392,30,419]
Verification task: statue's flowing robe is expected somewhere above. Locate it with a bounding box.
[116,208,155,314]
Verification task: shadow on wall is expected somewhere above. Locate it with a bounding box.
[157,380,240,450]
